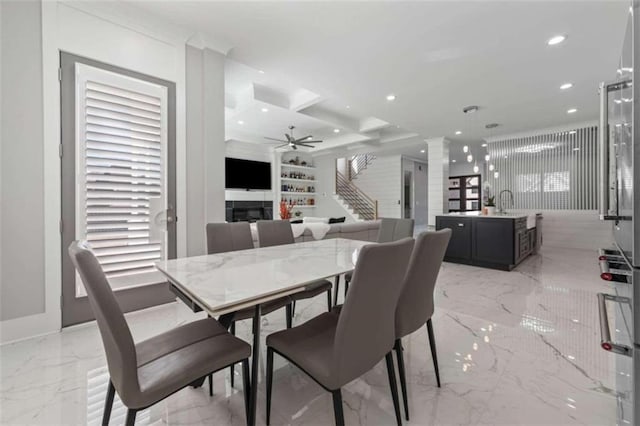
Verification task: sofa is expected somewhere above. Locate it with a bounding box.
[248,220,381,246]
[294,220,380,243]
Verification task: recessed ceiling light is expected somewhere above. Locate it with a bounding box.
[573,147,580,151]
[420,149,426,153]
[567,108,578,114]
[261,108,269,113]
[560,83,573,90]
[307,136,313,140]
[237,120,244,125]
[333,128,340,133]
[547,35,567,46]
[481,143,488,147]
[258,70,265,74]
[452,159,457,163]
[569,130,577,135]
[386,94,396,101]
[346,105,351,109]
[455,131,462,135]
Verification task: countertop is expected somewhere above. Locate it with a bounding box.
[438,212,541,220]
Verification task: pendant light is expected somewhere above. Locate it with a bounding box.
[489,164,495,171]
[467,154,473,163]
[463,145,469,153]
[473,163,480,173]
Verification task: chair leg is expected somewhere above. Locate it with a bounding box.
[208,374,214,397]
[230,322,236,388]
[331,389,345,426]
[333,275,340,306]
[102,380,115,426]
[326,288,332,311]
[385,352,402,426]
[344,280,350,298]
[266,347,274,425]
[125,409,137,426]
[394,340,409,421]
[286,303,293,329]
[426,319,441,387]
[242,359,251,426]
[291,300,297,317]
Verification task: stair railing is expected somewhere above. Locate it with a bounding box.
[335,171,378,221]
[348,154,376,180]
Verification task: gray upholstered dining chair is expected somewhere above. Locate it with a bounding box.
[206,222,293,388]
[335,217,415,304]
[393,229,451,421]
[256,220,333,316]
[265,238,415,426]
[68,241,252,426]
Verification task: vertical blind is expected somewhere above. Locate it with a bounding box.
[77,64,167,292]
[486,126,598,210]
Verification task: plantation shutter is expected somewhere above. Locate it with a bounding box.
[75,63,168,293]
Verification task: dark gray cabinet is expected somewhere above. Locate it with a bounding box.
[435,216,472,260]
[436,215,536,270]
[472,218,514,265]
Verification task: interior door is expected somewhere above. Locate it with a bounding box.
[60,52,176,326]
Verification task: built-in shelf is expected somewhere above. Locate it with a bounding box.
[281,178,317,183]
[282,192,317,195]
[287,205,316,209]
[281,164,316,171]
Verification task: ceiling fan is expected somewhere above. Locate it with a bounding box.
[264,125,323,150]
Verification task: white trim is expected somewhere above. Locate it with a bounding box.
[485,120,598,143]
[186,31,232,56]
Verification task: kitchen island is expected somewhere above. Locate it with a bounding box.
[436,212,541,271]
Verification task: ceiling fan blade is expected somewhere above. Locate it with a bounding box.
[285,134,293,142]
[274,143,289,149]
[294,135,313,143]
[264,137,287,143]
[300,140,322,143]
[296,143,317,148]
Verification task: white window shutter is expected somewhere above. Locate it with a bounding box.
[76,64,168,292]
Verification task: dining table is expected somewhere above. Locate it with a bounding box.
[155,237,371,426]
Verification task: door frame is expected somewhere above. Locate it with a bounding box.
[60,52,177,327]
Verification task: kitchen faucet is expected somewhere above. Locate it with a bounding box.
[498,189,514,214]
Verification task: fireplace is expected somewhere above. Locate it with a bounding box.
[226,200,273,222]
[232,207,266,222]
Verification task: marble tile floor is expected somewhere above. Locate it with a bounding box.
[0,245,618,425]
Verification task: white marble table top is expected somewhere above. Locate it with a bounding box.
[156,238,371,316]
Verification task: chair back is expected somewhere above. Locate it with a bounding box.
[67,241,139,402]
[206,222,254,254]
[377,218,415,243]
[256,220,295,247]
[395,229,451,338]
[333,238,414,386]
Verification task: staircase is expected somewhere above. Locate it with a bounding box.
[348,153,376,180]
[335,171,378,221]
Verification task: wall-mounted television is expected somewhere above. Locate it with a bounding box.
[225,157,272,190]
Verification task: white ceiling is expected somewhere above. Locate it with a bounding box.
[127,0,629,160]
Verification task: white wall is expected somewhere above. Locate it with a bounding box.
[303,155,356,221]
[352,154,402,218]
[427,138,449,226]
[0,0,199,343]
[185,45,225,256]
[508,210,612,251]
[1,0,45,321]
